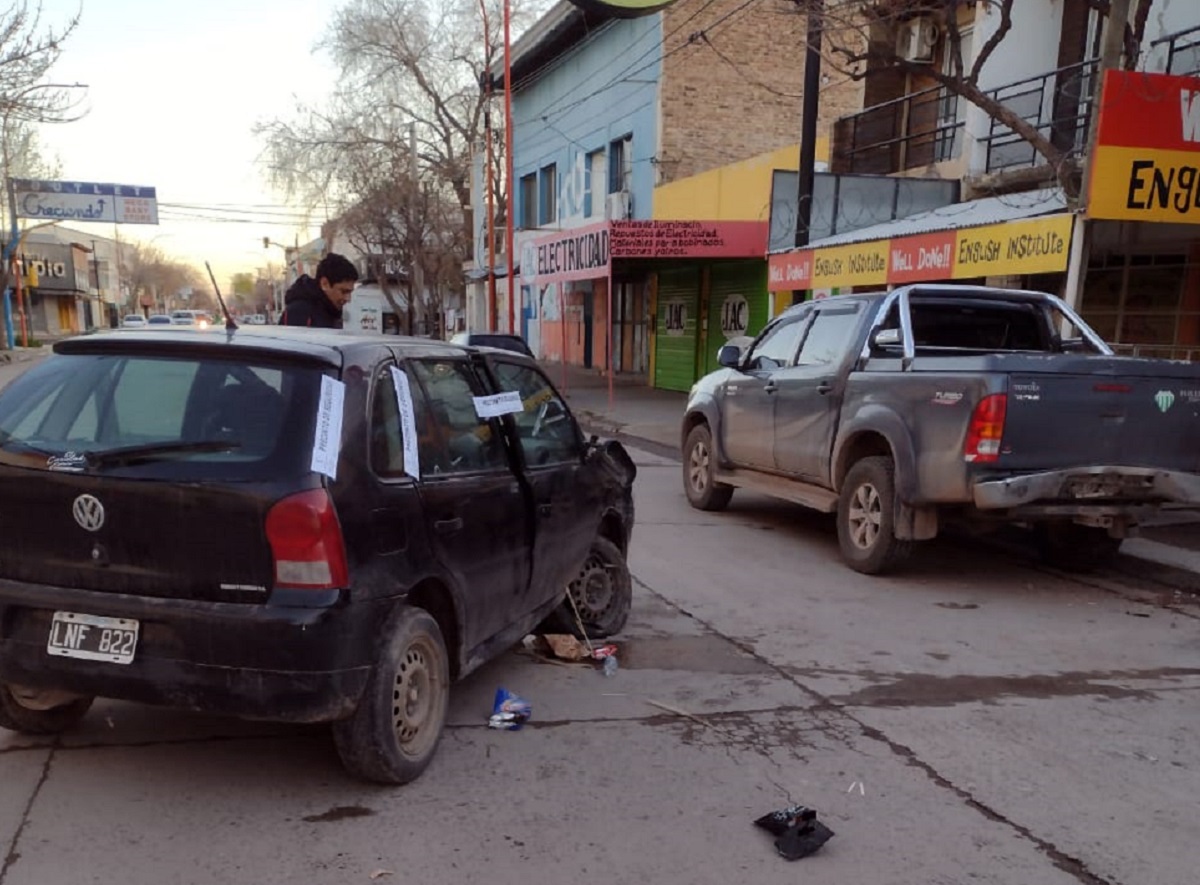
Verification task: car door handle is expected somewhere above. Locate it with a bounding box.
[816,382,833,395]
[763,381,778,394]
[434,517,464,535]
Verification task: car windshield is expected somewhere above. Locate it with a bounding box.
[0,353,323,479]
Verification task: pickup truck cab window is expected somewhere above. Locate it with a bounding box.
[797,306,862,366]
[745,315,807,371]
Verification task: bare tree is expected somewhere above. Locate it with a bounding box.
[0,1,83,349]
[255,0,538,328]
[816,0,1154,199]
[121,243,207,314]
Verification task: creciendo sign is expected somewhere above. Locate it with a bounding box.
[565,0,678,17]
[11,179,159,225]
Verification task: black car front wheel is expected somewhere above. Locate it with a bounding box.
[334,607,449,785]
[543,537,632,639]
[0,683,93,735]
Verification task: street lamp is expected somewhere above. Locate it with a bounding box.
[262,237,295,317]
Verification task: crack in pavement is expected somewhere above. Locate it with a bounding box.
[631,574,1118,885]
[0,742,56,885]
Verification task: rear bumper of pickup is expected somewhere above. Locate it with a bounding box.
[972,467,1200,510]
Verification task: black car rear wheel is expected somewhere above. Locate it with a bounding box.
[334,607,449,785]
[0,683,93,735]
[542,537,632,639]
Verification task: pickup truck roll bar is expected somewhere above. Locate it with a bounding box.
[859,284,1113,370]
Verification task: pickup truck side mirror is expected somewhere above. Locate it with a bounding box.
[717,344,743,369]
[871,328,902,349]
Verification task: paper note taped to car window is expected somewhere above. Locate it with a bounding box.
[473,390,524,419]
[311,375,346,479]
[390,366,420,480]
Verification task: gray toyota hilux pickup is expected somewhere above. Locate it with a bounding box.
[681,284,1200,575]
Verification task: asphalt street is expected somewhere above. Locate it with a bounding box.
[1,442,1197,885]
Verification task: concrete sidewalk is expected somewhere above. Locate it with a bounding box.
[556,364,1200,581]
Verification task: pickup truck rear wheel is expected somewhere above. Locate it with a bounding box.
[1035,523,1122,572]
[333,607,449,785]
[684,424,733,511]
[837,456,911,575]
[0,683,93,735]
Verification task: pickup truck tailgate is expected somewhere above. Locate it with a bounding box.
[1000,361,1200,472]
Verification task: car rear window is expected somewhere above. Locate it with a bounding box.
[0,353,323,479]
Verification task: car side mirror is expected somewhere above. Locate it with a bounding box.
[717,344,742,369]
[871,328,902,349]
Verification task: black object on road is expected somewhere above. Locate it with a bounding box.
[754,805,834,861]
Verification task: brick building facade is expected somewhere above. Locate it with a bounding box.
[658,0,863,185]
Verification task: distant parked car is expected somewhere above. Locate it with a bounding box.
[171,310,212,329]
[449,332,534,358]
[146,315,172,327]
[121,315,146,329]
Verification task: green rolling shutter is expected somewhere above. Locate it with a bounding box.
[654,267,700,392]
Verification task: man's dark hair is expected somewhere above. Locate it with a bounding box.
[316,253,359,285]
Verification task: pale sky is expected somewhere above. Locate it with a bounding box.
[35,0,344,286]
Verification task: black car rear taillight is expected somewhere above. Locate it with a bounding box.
[265,490,349,590]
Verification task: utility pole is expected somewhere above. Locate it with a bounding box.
[792,0,823,305]
[409,121,420,336]
[1062,0,1133,310]
[503,0,515,335]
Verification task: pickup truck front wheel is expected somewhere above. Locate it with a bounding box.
[684,424,733,511]
[837,457,911,575]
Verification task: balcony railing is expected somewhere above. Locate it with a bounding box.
[832,85,964,176]
[980,59,1099,174]
[1154,24,1200,77]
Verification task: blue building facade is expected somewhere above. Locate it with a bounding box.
[495,3,662,370]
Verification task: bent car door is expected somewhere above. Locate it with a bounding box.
[405,358,531,649]
[487,358,599,613]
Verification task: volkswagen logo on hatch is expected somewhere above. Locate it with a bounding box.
[72,494,106,532]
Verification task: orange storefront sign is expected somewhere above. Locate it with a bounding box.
[1088,70,1200,223]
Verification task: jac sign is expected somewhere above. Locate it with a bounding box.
[1089,70,1200,224]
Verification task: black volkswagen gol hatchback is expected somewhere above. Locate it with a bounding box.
[0,328,635,784]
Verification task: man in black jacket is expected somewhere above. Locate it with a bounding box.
[279,253,359,328]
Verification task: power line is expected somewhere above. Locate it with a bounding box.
[536,0,759,125]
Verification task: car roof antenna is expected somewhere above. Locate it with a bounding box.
[204,261,239,332]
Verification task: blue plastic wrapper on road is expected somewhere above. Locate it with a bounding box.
[488,687,532,730]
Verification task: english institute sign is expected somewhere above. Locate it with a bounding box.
[1089,70,1200,224]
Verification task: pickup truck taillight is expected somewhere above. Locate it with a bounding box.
[265,490,349,590]
[964,394,1007,463]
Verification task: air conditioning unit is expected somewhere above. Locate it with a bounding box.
[897,17,938,62]
[605,190,631,221]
